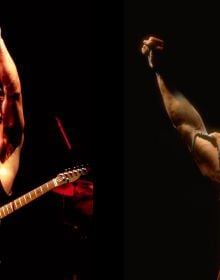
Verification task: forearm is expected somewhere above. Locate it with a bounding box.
[155,72,207,145]
[142,37,220,182]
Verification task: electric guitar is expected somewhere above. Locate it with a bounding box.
[0,166,89,220]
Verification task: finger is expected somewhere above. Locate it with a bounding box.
[143,38,164,48]
[141,43,164,55]
[141,44,150,55]
[142,40,164,48]
[147,36,164,44]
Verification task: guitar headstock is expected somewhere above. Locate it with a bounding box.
[55,165,90,186]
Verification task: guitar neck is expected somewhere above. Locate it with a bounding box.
[0,178,57,220]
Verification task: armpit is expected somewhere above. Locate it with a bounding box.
[191,130,218,153]
[192,132,220,183]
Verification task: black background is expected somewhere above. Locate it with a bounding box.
[125,1,220,280]
[4,1,220,280]
[0,4,95,182]
[0,2,95,280]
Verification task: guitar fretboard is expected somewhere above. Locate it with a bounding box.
[0,166,88,220]
[0,179,56,219]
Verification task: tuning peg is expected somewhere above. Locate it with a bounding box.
[73,170,78,175]
[81,167,88,175]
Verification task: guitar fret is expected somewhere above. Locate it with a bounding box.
[9,202,13,212]
[53,179,58,187]
[0,166,86,220]
[30,191,34,199]
[14,200,18,209]
[22,195,27,205]
[0,201,14,218]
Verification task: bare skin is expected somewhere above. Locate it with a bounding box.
[141,36,220,279]
[141,36,220,187]
[0,28,24,195]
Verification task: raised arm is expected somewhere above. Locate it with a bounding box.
[0,28,25,195]
[141,36,220,186]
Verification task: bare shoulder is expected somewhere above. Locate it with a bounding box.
[193,131,220,156]
[209,131,220,139]
[192,131,220,185]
